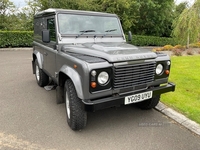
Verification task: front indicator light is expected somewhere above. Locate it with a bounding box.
[91,82,97,88]
[165,70,170,75]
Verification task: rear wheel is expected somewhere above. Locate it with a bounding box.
[64,79,87,130]
[35,59,49,87]
[136,95,160,109]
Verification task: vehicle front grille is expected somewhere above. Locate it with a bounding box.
[113,62,156,89]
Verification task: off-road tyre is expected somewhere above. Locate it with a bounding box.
[136,95,160,110]
[35,59,49,87]
[64,79,87,130]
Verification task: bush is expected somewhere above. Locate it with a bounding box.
[173,44,185,50]
[173,49,182,56]
[0,31,177,48]
[163,45,174,51]
[0,31,33,48]
[130,35,177,46]
[186,49,193,55]
[189,42,200,48]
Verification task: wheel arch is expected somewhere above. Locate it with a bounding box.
[58,66,84,99]
[32,50,43,69]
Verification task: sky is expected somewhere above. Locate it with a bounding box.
[10,0,195,7]
[11,0,27,7]
[175,0,195,5]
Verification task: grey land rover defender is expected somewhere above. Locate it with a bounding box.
[32,8,175,130]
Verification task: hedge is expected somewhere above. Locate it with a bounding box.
[130,35,178,46]
[0,31,177,48]
[0,31,33,48]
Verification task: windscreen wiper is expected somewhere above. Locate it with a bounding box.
[76,30,96,38]
[102,29,117,38]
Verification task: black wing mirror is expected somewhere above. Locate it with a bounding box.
[42,29,50,43]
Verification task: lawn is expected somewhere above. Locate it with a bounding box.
[161,55,200,124]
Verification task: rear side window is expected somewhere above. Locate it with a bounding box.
[47,18,56,41]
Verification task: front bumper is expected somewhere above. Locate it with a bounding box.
[82,82,175,111]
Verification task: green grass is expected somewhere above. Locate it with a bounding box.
[161,55,200,124]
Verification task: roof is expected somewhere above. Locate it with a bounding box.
[35,8,118,18]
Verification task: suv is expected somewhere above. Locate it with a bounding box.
[32,8,175,130]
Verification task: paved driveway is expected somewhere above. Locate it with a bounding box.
[0,50,200,150]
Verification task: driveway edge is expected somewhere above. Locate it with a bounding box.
[0,48,32,51]
[155,102,200,136]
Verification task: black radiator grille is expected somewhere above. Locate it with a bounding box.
[113,62,156,89]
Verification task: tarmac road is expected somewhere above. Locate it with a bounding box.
[0,50,200,150]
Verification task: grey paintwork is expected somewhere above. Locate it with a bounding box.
[32,8,174,106]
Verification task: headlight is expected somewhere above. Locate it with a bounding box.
[156,64,163,75]
[98,71,109,85]
[167,61,171,66]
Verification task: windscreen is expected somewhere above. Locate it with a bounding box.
[58,13,122,36]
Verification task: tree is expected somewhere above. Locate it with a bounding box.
[90,0,140,32]
[36,0,177,36]
[0,0,15,30]
[174,2,188,19]
[172,0,200,46]
[132,0,175,37]
[36,0,140,33]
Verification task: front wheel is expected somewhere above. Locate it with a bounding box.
[136,95,160,109]
[64,79,87,130]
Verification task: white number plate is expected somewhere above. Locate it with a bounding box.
[124,91,153,105]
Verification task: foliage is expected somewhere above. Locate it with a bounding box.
[0,31,176,48]
[174,2,188,19]
[132,0,175,37]
[36,0,175,36]
[173,49,183,56]
[153,44,187,52]
[189,42,200,48]
[162,56,200,124]
[0,0,39,31]
[173,44,185,50]
[0,31,33,47]
[172,0,200,46]
[0,0,190,41]
[163,45,174,50]
[0,0,15,30]
[186,49,193,55]
[130,35,177,46]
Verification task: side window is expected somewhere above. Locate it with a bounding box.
[47,18,56,42]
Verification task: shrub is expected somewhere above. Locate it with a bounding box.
[186,49,193,55]
[173,49,183,56]
[163,45,174,51]
[0,31,33,48]
[189,42,200,48]
[152,47,164,51]
[173,44,185,50]
[130,35,177,46]
[0,31,177,48]
[189,43,199,48]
